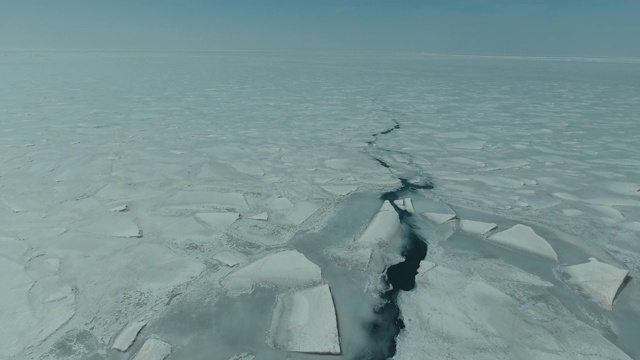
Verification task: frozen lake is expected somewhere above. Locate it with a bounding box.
[1,51,639,359]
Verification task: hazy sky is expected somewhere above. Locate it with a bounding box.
[1,0,639,56]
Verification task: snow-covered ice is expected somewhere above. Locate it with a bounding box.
[1,51,639,359]
[423,212,457,224]
[195,212,240,228]
[561,258,630,310]
[459,219,498,235]
[222,250,322,295]
[488,224,559,261]
[356,200,402,245]
[111,318,149,352]
[395,260,632,360]
[132,338,172,360]
[267,284,341,354]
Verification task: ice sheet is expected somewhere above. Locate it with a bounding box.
[1,51,638,360]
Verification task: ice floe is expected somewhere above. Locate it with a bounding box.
[249,212,269,221]
[228,353,255,360]
[112,318,149,352]
[393,198,415,213]
[212,251,246,267]
[395,261,632,360]
[222,250,322,295]
[488,224,558,261]
[459,219,497,235]
[132,338,172,360]
[423,212,457,224]
[267,284,340,354]
[356,200,402,245]
[560,258,630,310]
[195,212,240,228]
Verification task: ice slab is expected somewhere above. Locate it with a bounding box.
[222,250,322,295]
[249,212,268,221]
[459,219,497,236]
[228,353,255,360]
[112,319,149,352]
[212,251,246,267]
[356,200,402,245]
[110,204,129,212]
[423,212,457,224]
[321,184,358,196]
[267,284,341,355]
[393,198,415,213]
[195,212,240,228]
[488,224,558,261]
[132,338,172,360]
[561,258,629,310]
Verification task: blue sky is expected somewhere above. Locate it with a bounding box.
[1,0,639,56]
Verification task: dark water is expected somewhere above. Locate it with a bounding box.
[356,179,431,359]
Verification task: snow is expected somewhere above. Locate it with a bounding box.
[132,338,172,360]
[222,250,322,295]
[488,224,558,261]
[267,284,341,354]
[561,258,630,310]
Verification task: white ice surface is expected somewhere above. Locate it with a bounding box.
[321,184,358,196]
[356,200,402,245]
[423,212,457,224]
[267,284,341,354]
[459,219,498,236]
[228,353,255,360]
[561,258,630,310]
[488,224,558,261]
[395,261,632,360]
[222,250,322,295]
[195,212,240,228]
[1,52,638,359]
[112,319,149,352]
[132,338,172,360]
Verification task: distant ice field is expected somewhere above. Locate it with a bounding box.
[1,51,639,359]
